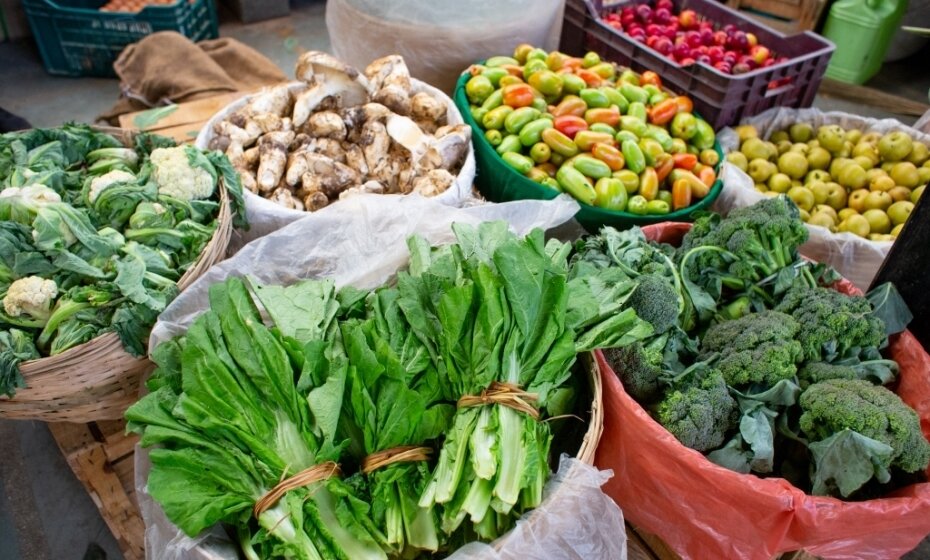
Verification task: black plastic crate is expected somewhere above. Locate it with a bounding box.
[22,0,218,77]
[560,0,835,129]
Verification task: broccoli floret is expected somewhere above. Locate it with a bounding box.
[627,274,680,334]
[775,285,885,362]
[797,362,858,388]
[604,341,664,404]
[800,379,930,474]
[700,310,803,388]
[656,368,739,452]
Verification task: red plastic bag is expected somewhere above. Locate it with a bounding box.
[594,222,930,560]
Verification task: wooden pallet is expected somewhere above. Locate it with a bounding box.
[48,419,144,560]
[725,0,827,33]
[626,523,821,560]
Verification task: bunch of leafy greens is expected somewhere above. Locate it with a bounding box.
[581,197,929,500]
[0,124,245,396]
[130,221,656,559]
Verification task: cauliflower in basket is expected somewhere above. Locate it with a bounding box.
[88,169,136,203]
[3,276,57,322]
[150,146,217,201]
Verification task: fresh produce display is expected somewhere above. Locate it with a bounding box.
[600,0,787,75]
[99,0,177,12]
[127,222,660,558]
[207,51,470,211]
[463,46,719,215]
[727,123,928,240]
[0,124,245,397]
[575,197,929,499]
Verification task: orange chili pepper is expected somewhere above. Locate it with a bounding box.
[562,58,584,71]
[641,71,662,88]
[672,153,698,171]
[537,162,558,177]
[551,95,587,118]
[592,143,626,171]
[553,115,588,139]
[698,166,717,188]
[501,64,524,77]
[576,68,604,87]
[673,96,694,114]
[654,154,674,183]
[502,84,536,108]
[584,107,621,127]
[648,98,679,126]
[672,179,693,210]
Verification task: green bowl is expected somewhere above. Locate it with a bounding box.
[454,71,724,232]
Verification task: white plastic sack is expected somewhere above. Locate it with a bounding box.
[137,193,628,560]
[325,0,566,94]
[195,81,479,251]
[714,107,930,290]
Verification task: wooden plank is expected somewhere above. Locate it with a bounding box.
[818,79,930,117]
[117,92,243,132]
[139,121,209,143]
[633,525,682,560]
[626,524,660,560]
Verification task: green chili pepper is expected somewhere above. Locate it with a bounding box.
[523,59,548,80]
[480,89,504,112]
[646,199,671,215]
[496,134,522,154]
[530,142,551,163]
[481,67,509,87]
[483,105,514,130]
[622,139,646,174]
[671,112,698,140]
[619,70,640,86]
[502,151,534,174]
[583,51,601,68]
[642,84,662,98]
[465,75,494,105]
[528,70,564,98]
[627,102,648,122]
[602,88,629,113]
[527,48,548,62]
[692,118,716,150]
[486,56,519,67]
[485,129,503,146]
[619,83,649,104]
[541,177,562,191]
[594,177,628,211]
[643,126,674,151]
[471,106,488,125]
[579,88,610,109]
[614,169,640,194]
[615,130,639,145]
[627,195,649,215]
[519,118,554,146]
[543,128,579,157]
[589,123,617,136]
[573,156,612,179]
[504,107,541,134]
[649,92,669,105]
[619,116,648,137]
[556,165,597,204]
[562,73,587,95]
[657,190,673,206]
[638,138,665,166]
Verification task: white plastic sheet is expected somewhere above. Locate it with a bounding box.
[195,80,479,251]
[137,194,629,560]
[715,107,930,290]
[325,0,566,94]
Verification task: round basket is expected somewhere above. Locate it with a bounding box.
[0,129,234,422]
[453,71,724,233]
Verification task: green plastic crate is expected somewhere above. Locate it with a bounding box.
[453,71,724,233]
[22,0,218,77]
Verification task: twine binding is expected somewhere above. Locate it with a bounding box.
[361,446,432,475]
[457,381,540,420]
[253,461,341,518]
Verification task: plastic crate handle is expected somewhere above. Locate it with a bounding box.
[764,80,797,98]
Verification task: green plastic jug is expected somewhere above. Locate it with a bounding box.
[821,0,908,84]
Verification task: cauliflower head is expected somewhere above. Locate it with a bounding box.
[3,276,58,321]
[88,169,136,203]
[150,146,216,201]
[0,184,62,205]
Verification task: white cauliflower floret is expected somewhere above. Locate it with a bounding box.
[0,184,62,205]
[150,146,216,201]
[88,170,136,203]
[3,276,57,322]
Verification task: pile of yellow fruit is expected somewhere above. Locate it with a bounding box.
[726,123,926,241]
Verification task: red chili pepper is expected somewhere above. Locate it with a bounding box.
[648,98,679,126]
[502,84,536,108]
[641,71,662,88]
[672,153,698,171]
[553,115,588,139]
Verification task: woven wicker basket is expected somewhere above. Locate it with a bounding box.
[0,129,233,422]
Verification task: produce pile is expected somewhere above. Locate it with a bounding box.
[0,124,245,397]
[727,124,927,240]
[576,197,930,499]
[127,221,663,559]
[99,0,176,12]
[208,51,470,212]
[463,46,718,215]
[600,0,787,76]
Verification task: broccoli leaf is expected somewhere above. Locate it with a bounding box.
[808,429,894,498]
[739,405,777,473]
[867,282,913,337]
[707,434,753,474]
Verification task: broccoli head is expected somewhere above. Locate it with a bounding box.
[699,310,804,388]
[775,285,885,362]
[797,362,858,389]
[800,379,930,474]
[604,341,663,404]
[627,274,680,334]
[655,368,739,452]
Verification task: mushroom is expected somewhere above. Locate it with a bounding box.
[292,52,370,127]
[308,138,346,163]
[226,142,258,194]
[411,169,455,197]
[411,91,447,133]
[343,144,369,177]
[360,120,391,176]
[365,55,412,115]
[303,191,330,211]
[213,121,256,148]
[257,130,295,192]
[431,124,471,170]
[307,111,347,140]
[339,180,385,200]
[243,84,294,118]
[295,152,360,198]
[269,186,305,210]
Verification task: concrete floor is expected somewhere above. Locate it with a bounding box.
[1,2,930,559]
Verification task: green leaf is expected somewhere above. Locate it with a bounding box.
[133,105,179,130]
[739,406,776,473]
[707,434,753,474]
[808,429,894,497]
[867,282,913,337]
[249,277,339,343]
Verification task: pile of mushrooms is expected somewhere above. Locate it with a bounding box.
[208,52,471,212]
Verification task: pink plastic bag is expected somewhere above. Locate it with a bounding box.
[594,222,930,560]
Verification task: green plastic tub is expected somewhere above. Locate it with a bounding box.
[453,71,724,232]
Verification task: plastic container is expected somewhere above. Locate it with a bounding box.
[22,0,218,77]
[821,0,907,83]
[560,0,835,129]
[453,71,724,233]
